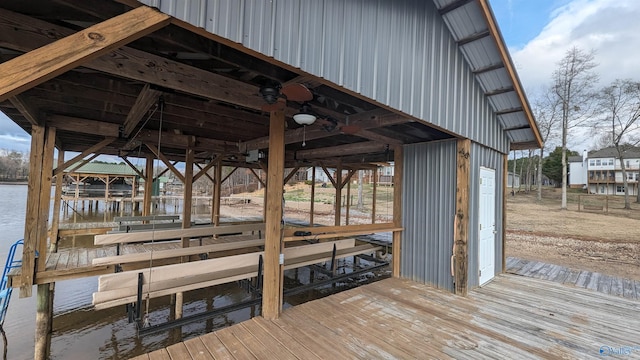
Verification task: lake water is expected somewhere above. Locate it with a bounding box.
[0,184,387,359]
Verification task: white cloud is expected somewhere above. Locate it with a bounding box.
[511,0,640,94]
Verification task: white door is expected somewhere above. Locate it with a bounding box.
[478,167,496,285]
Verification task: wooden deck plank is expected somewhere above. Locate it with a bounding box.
[138,275,640,360]
[182,337,215,360]
[147,348,171,360]
[250,317,323,360]
[197,332,235,360]
[213,327,258,360]
[166,342,194,360]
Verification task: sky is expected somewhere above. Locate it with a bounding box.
[1,0,640,154]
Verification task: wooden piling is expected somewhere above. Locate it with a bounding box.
[35,283,53,360]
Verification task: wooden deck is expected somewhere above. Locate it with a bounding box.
[506,257,640,300]
[133,274,640,359]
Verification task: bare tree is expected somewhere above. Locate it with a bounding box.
[593,79,640,208]
[553,47,598,209]
[532,88,561,201]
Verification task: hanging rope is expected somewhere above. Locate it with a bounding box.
[142,97,164,329]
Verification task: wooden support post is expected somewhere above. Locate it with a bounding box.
[392,146,404,278]
[20,125,45,298]
[502,153,508,273]
[36,127,56,272]
[35,283,53,360]
[212,157,222,226]
[454,139,471,296]
[346,175,351,225]
[334,162,342,226]
[143,155,154,216]
[50,151,64,252]
[262,105,285,320]
[372,168,378,224]
[310,167,316,225]
[176,148,194,320]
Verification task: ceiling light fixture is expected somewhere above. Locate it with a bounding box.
[293,104,316,147]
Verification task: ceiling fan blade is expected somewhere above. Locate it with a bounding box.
[282,83,313,102]
[340,125,362,135]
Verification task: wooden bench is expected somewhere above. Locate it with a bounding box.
[95,222,265,255]
[283,222,403,242]
[92,238,381,310]
[582,205,604,211]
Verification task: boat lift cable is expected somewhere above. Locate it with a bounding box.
[0,239,24,360]
[142,97,165,330]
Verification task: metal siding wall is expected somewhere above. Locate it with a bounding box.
[401,141,456,291]
[468,142,504,288]
[138,0,510,153]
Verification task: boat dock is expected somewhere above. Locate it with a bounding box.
[133,274,640,359]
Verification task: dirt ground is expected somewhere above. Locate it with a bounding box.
[221,184,640,281]
[505,188,640,281]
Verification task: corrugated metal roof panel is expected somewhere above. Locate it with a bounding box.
[498,112,529,129]
[507,128,535,143]
[488,92,520,112]
[459,36,500,71]
[63,163,142,176]
[476,68,511,93]
[441,1,486,41]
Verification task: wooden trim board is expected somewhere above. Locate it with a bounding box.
[283,222,398,237]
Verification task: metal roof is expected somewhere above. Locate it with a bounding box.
[64,163,141,176]
[589,147,640,159]
[432,0,542,149]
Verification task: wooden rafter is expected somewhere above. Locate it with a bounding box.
[53,137,115,176]
[0,6,170,102]
[296,141,388,160]
[9,95,42,126]
[120,156,146,179]
[283,167,301,185]
[67,153,100,174]
[122,84,162,138]
[145,143,185,183]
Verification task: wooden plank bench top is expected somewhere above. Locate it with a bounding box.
[114,215,180,223]
[283,222,402,242]
[92,238,379,309]
[92,238,265,266]
[94,223,265,245]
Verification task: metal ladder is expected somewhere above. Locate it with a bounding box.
[0,239,23,325]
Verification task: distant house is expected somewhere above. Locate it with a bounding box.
[571,147,640,195]
[568,151,588,189]
[62,162,141,198]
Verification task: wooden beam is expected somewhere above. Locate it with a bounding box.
[502,153,508,273]
[194,163,215,182]
[49,152,65,251]
[392,146,404,278]
[66,153,100,175]
[295,141,388,160]
[53,137,114,176]
[310,167,316,225]
[0,6,170,102]
[454,139,471,295]
[182,148,194,249]
[193,156,219,182]
[120,156,145,179]
[262,106,285,320]
[241,111,409,151]
[212,158,222,226]
[321,165,337,189]
[283,167,301,185]
[143,155,154,216]
[9,95,42,126]
[221,167,238,184]
[20,126,45,297]
[341,169,357,189]
[48,115,120,137]
[372,168,378,224]
[335,162,342,226]
[36,127,56,273]
[249,168,266,188]
[122,84,162,138]
[145,143,185,183]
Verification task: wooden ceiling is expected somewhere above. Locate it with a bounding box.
[0,0,454,169]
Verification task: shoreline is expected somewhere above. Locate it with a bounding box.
[0,181,28,185]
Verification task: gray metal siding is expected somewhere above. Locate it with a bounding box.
[468,142,504,288]
[401,140,456,291]
[138,0,509,153]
